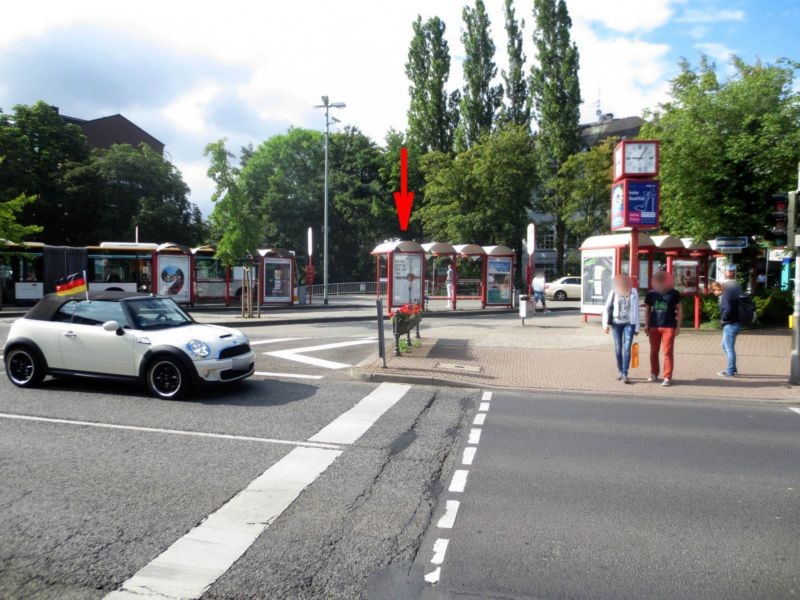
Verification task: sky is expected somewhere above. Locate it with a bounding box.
[0,0,797,216]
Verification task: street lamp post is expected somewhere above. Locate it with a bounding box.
[314,96,346,305]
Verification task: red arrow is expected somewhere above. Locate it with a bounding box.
[393,147,414,231]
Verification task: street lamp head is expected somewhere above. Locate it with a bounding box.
[321,95,329,105]
[330,102,346,109]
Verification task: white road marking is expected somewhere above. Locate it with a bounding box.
[430,538,449,565]
[309,382,411,445]
[468,428,482,444]
[462,447,477,466]
[473,413,486,426]
[790,407,800,416]
[449,469,469,493]
[478,401,490,412]
[266,338,377,370]
[481,391,493,401]
[255,371,324,380]
[437,500,460,529]
[249,337,308,346]
[424,567,441,584]
[105,446,341,600]
[0,412,341,450]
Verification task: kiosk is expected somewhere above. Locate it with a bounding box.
[453,244,486,308]
[259,248,296,305]
[483,245,515,308]
[422,242,458,310]
[371,241,426,313]
[154,243,192,304]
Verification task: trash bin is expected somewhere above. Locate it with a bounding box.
[519,294,534,324]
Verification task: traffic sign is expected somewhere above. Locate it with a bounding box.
[526,223,535,255]
[714,237,748,252]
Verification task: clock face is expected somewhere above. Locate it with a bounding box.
[614,145,624,179]
[624,142,657,174]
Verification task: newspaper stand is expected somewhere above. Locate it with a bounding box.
[453,244,486,308]
[258,248,296,305]
[154,243,192,305]
[422,242,458,310]
[371,241,426,314]
[483,245,515,308]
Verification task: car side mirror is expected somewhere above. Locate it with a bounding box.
[102,320,124,336]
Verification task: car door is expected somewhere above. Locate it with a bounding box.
[24,301,78,370]
[565,278,582,298]
[59,300,136,376]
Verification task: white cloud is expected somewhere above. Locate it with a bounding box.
[676,8,745,23]
[694,42,735,62]
[567,0,682,33]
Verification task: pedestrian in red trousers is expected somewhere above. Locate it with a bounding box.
[644,271,683,387]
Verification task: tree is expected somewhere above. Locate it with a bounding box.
[406,16,460,154]
[554,137,616,242]
[459,0,503,148]
[205,139,262,267]
[0,193,42,242]
[529,0,582,273]
[640,57,800,242]
[500,0,530,127]
[418,125,536,247]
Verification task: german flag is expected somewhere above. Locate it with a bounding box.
[55,271,88,296]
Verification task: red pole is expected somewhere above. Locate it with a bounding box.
[630,231,640,289]
[387,252,393,314]
[694,293,701,330]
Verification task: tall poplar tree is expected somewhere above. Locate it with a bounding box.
[529,0,581,273]
[459,0,502,147]
[500,0,530,127]
[406,16,460,154]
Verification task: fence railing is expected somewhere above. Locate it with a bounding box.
[307,281,387,297]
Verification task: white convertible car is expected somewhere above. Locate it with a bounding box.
[3,291,255,399]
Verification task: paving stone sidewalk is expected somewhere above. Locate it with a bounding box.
[354,314,799,401]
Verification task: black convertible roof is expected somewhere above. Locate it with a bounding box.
[25,291,150,321]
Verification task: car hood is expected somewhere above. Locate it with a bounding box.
[142,323,249,356]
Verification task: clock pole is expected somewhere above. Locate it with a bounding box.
[630,230,639,289]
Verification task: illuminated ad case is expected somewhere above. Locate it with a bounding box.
[157,255,190,303]
[611,180,660,231]
[392,253,423,306]
[581,249,616,315]
[263,258,293,303]
[672,259,699,295]
[486,257,512,305]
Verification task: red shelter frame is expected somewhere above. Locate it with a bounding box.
[371,241,427,314]
[422,242,458,311]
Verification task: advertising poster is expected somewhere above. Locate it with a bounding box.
[486,257,513,305]
[611,183,625,230]
[626,180,659,228]
[263,258,292,303]
[392,253,422,306]
[581,249,615,315]
[672,260,699,295]
[157,255,190,303]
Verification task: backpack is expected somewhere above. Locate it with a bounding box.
[737,295,757,325]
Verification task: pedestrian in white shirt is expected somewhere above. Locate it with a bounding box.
[602,274,640,384]
[532,271,550,313]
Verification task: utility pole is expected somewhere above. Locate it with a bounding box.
[314,96,346,305]
[790,161,800,384]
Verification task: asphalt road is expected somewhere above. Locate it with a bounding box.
[415,390,800,600]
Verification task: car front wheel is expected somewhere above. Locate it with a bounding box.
[146,357,189,400]
[5,347,45,388]
[554,290,568,301]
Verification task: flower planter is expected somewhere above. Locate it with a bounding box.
[390,304,423,356]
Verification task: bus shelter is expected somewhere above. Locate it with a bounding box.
[191,245,229,305]
[483,246,515,307]
[154,243,192,304]
[453,244,486,308]
[579,233,655,317]
[647,235,684,284]
[422,242,458,310]
[259,248,296,305]
[371,241,426,313]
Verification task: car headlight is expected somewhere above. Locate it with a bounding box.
[187,339,211,358]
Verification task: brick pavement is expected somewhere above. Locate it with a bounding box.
[355,321,799,401]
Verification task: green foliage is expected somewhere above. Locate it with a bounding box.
[205,139,262,267]
[418,126,536,247]
[529,0,582,272]
[500,0,530,127]
[406,16,460,154]
[701,294,721,322]
[0,193,42,241]
[754,289,793,325]
[459,0,502,148]
[554,137,615,241]
[640,57,800,240]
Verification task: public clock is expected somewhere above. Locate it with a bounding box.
[613,140,659,180]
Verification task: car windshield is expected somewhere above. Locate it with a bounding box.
[125,297,193,330]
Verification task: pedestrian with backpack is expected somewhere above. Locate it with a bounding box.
[602,274,640,384]
[644,271,683,387]
[712,266,754,377]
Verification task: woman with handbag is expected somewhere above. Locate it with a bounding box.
[602,274,640,384]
